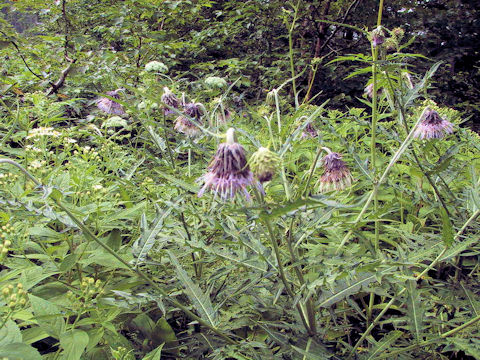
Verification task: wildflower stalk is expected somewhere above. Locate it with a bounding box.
[254,189,313,336]
[377,0,385,26]
[272,90,292,200]
[348,208,480,357]
[286,218,317,335]
[371,41,380,252]
[162,113,176,170]
[0,158,238,345]
[301,146,329,197]
[287,1,300,109]
[371,0,385,252]
[180,212,200,278]
[336,107,428,253]
[0,309,14,330]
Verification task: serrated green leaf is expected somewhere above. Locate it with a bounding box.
[439,206,454,247]
[366,330,403,360]
[406,280,424,343]
[448,338,480,358]
[168,251,218,327]
[318,273,377,308]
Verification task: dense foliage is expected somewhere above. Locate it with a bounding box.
[1,1,479,359]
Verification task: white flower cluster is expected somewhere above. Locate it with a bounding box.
[145,61,168,73]
[26,127,61,139]
[205,76,227,88]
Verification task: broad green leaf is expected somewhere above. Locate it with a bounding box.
[29,294,65,338]
[168,251,218,327]
[106,228,122,251]
[0,343,42,360]
[152,317,178,350]
[60,329,89,360]
[143,344,164,360]
[0,320,22,346]
[131,313,155,339]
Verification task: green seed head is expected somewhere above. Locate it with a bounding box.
[249,147,280,183]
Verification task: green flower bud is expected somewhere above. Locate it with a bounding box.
[249,147,280,183]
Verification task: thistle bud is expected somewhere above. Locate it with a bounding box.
[249,147,280,183]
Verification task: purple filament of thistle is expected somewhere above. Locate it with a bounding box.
[198,142,255,200]
[97,90,125,115]
[319,152,353,191]
[414,109,454,139]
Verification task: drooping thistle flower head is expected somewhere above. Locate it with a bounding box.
[402,72,414,90]
[198,128,256,200]
[370,26,385,48]
[413,108,454,140]
[174,116,201,137]
[216,107,232,124]
[184,102,204,120]
[249,147,280,183]
[174,102,204,137]
[316,151,354,193]
[161,87,180,115]
[97,89,125,115]
[300,122,318,138]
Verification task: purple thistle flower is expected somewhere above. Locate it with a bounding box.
[97,89,125,115]
[371,26,385,48]
[174,116,201,137]
[414,109,454,140]
[198,128,256,200]
[316,152,354,192]
[301,122,318,138]
[184,102,204,120]
[161,87,180,115]
[364,83,374,98]
[217,107,232,123]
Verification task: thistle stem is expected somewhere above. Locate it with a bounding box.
[337,108,428,252]
[253,189,313,335]
[371,45,380,252]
